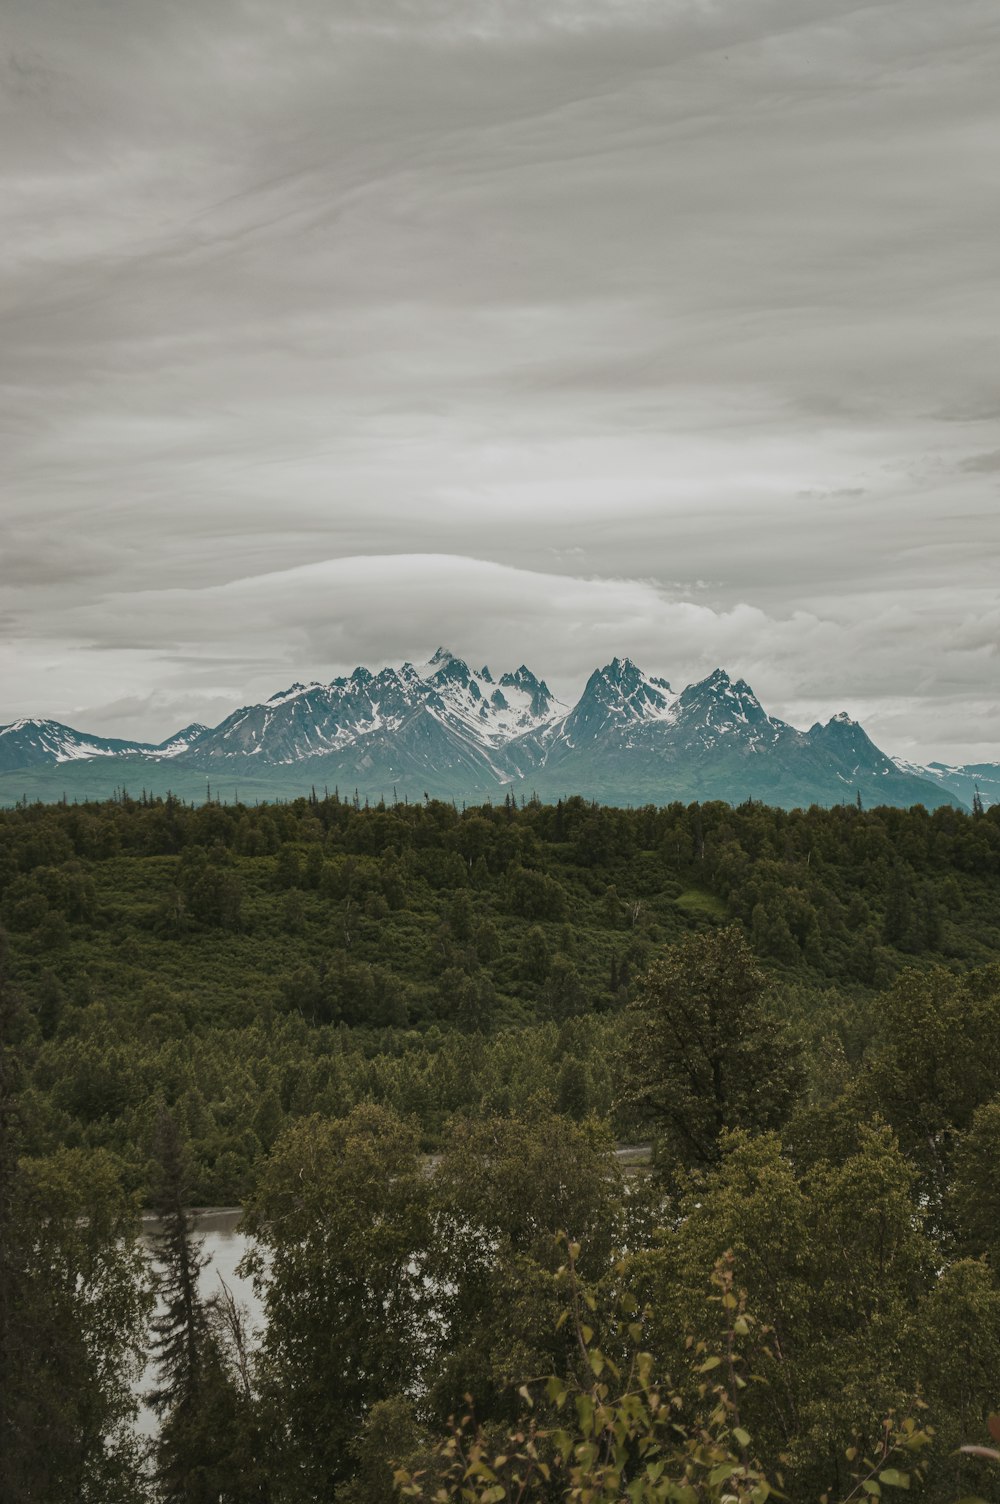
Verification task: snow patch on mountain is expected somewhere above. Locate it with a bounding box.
[0,718,157,765]
[152,724,210,758]
[416,648,564,747]
[0,655,985,813]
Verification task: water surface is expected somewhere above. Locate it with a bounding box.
[138,1209,259,1435]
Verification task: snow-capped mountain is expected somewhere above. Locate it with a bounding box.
[0,653,979,811]
[892,756,1000,811]
[190,668,428,764]
[0,718,210,772]
[803,712,955,805]
[499,662,953,810]
[183,653,563,790]
[671,670,784,752]
[154,724,210,758]
[550,658,677,747]
[419,648,563,747]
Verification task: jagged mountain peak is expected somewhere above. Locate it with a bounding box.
[417,648,475,685]
[687,667,747,697]
[0,653,973,813]
[559,658,677,746]
[413,653,561,747]
[807,714,887,774]
[501,663,541,685]
[158,721,209,744]
[592,657,674,701]
[153,723,210,758]
[370,664,409,689]
[430,655,476,689]
[671,670,781,756]
[809,711,869,739]
[681,668,766,708]
[603,654,640,680]
[265,681,330,707]
[498,664,554,708]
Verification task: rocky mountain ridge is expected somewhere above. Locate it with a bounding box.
[0,650,989,811]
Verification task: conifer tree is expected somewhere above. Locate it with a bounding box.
[0,957,25,1501]
[1,954,150,1503]
[148,1106,252,1503]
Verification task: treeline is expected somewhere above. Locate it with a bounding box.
[6,930,1000,1501]
[2,792,1000,1199]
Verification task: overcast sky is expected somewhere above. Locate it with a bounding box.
[2,0,998,763]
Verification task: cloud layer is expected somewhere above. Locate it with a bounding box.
[2,0,998,762]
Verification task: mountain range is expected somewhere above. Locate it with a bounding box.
[0,649,994,812]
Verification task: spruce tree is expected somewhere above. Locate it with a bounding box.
[148,1106,250,1503]
[0,958,26,1501]
[1,954,150,1503]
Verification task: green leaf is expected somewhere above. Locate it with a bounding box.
[698,1355,722,1372]
[877,1469,909,1489]
[733,1427,751,1448]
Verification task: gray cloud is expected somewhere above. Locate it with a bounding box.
[961,450,1000,473]
[2,0,999,764]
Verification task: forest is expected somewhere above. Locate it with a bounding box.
[3,790,1000,1503]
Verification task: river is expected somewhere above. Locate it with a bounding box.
[137,1208,259,1436]
[136,1146,650,1434]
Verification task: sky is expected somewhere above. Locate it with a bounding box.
[2,0,998,765]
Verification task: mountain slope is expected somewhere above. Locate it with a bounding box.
[506,663,957,810]
[0,718,160,772]
[893,756,1000,811]
[0,654,970,811]
[0,718,211,772]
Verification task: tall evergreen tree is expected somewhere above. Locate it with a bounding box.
[148,1106,254,1503]
[1,951,150,1502]
[0,954,26,1501]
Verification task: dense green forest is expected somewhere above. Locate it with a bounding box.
[4,792,1000,1502]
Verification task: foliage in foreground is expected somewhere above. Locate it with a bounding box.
[396,1250,935,1504]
